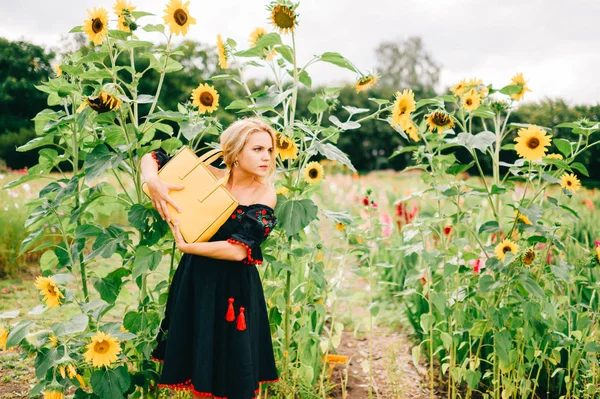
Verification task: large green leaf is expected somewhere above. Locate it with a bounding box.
[319,52,357,72]
[276,199,318,237]
[90,366,131,399]
[51,314,89,336]
[131,246,162,280]
[92,267,131,303]
[6,320,34,349]
[84,145,125,181]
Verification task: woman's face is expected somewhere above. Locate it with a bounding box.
[237,131,274,177]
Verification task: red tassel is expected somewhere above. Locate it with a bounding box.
[225,297,235,322]
[236,307,247,331]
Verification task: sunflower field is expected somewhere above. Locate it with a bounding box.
[1,0,600,399]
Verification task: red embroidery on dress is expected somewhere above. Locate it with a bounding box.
[155,378,279,398]
[227,238,262,265]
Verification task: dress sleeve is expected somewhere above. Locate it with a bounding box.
[151,148,172,170]
[227,206,278,265]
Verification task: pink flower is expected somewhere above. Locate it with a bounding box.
[595,240,600,248]
[2,288,8,294]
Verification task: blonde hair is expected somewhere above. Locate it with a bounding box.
[220,117,277,186]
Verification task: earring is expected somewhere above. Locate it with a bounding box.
[234,159,239,167]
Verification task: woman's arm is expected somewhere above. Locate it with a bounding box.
[168,219,247,261]
[140,152,184,222]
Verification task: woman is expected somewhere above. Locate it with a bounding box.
[140,117,280,399]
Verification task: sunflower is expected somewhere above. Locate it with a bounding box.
[49,333,58,347]
[335,222,346,231]
[114,0,137,32]
[546,153,563,160]
[494,239,520,262]
[462,88,481,112]
[560,173,581,192]
[249,27,266,47]
[269,3,297,34]
[399,117,420,142]
[43,386,64,399]
[190,83,219,114]
[276,186,289,196]
[217,34,229,69]
[77,92,122,114]
[66,364,87,387]
[83,8,109,46]
[391,89,416,127]
[34,276,64,308]
[480,86,489,98]
[596,245,600,263]
[303,161,324,184]
[450,79,467,97]
[514,210,532,225]
[522,248,535,265]
[425,110,455,134]
[466,77,482,87]
[509,72,532,101]
[276,132,298,160]
[355,74,380,93]
[84,331,122,368]
[0,326,8,351]
[514,125,551,161]
[163,0,197,36]
[54,64,62,77]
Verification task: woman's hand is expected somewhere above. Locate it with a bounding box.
[168,219,189,252]
[146,176,184,222]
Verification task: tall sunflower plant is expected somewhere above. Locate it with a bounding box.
[1,1,226,398]
[381,75,600,398]
[198,0,398,395]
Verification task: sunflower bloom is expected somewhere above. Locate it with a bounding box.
[425,110,455,134]
[163,0,196,36]
[546,153,563,160]
[596,246,600,263]
[269,3,297,34]
[495,239,520,262]
[303,161,324,184]
[466,77,482,87]
[391,89,416,127]
[216,34,229,69]
[43,387,64,399]
[66,364,86,387]
[336,222,346,231]
[560,173,581,192]
[49,334,58,347]
[522,248,535,265]
[514,210,532,225]
[249,27,266,47]
[462,88,481,112]
[276,186,289,196]
[34,276,64,308]
[480,86,489,98]
[399,117,420,142]
[509,72,532,101]
[78,92,122,114]
[0,326,8,351]
[355,74,380,93]
[191,83,219,114]
[276,133,298,160]
[450,79,467,97]
[83,8,109,46]
[114,0,137,32]
[54,64,62,77]
[84,331,122,368]
[514,125,551,161]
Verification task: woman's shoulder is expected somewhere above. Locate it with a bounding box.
[254,183,277,210]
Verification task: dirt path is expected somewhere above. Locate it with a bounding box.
[328,266,432,399]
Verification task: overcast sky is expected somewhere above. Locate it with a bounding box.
[1,0,598,105]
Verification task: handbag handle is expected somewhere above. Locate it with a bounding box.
[197,170,234,203]
[197,148,221,163]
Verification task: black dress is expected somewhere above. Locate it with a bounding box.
[149,150,279,399]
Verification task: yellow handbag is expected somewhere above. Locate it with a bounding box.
[141,146,239,243]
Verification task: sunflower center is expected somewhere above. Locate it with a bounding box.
[466,98,473,106]
[199,92,214,106]
[502,246,511,254]
[309,168,318,179]
[48,285,58,295]
[566,180,572,186]
[527,138,540,149]
[273,6,295,29]
[92,18,104,34]
[278,138,290,150]
[174,9,188,26]
[432,112,450,126]
[94,340,110,354]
